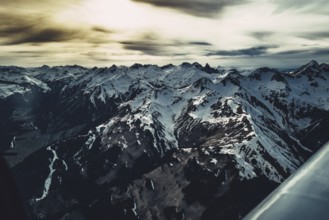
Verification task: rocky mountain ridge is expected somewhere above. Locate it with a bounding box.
[0,60,328,219]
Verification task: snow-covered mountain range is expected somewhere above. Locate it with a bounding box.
[1,60,329,219]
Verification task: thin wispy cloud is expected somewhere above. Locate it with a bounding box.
[249,32,273,41]
[272,0,329,13]
[297,31,329,40]
[207,46,275,57]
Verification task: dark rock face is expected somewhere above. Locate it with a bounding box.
[0,61,329,219]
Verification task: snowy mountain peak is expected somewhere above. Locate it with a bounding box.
[293,60,323,76]
[306,60,319,68]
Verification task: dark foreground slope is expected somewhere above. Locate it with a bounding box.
[1,61,329,219]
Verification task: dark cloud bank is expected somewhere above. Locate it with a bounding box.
[0,12,113,45]
[207,46,272,57]
[132,0,246,17]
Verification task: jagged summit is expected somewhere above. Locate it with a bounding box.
[293,60,322,76]
[306,60,319,68]
[160,63,174,69]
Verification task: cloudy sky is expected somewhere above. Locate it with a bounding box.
[1,0,328,67]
